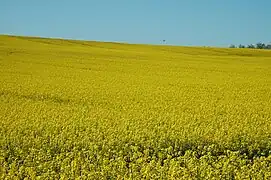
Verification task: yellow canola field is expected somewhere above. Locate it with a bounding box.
[1,35,271,179]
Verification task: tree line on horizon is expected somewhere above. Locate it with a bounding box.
[229,42,271,49]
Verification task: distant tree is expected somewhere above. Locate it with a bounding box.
[247,44,255,49]
[238,44,245,48]
[230,42,271,50]
[256,42,266,49]
[266,44,271,49]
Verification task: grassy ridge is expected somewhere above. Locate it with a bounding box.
[1,35,271,179]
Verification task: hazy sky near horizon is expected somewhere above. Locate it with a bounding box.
[1,0,271,47]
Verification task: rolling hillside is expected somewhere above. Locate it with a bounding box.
[1,35,271,179]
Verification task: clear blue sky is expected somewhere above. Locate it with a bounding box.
[1,0,271,47]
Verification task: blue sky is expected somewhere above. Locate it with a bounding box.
[1,0,271,47]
